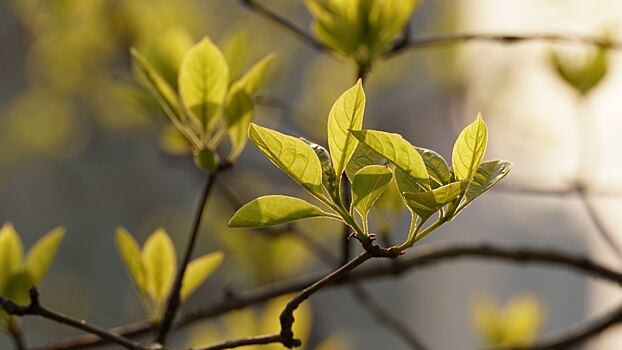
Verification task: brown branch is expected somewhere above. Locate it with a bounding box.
[34,242,622,350]
[189,333,288,350]
[1,288,149,350]
[279,251,372,347]
[238,0,331,53]
[386,32,622,58]
[157,166,227,345]
[8,323,26,350]
[507,301,622,350]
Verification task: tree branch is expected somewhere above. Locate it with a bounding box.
[238,0,331,53]
[189,333,288,350]
[386,32,622,58]
[279,251,372,347]
[34,242,622,350]
[157,167,226,344]
[1,288,149,350]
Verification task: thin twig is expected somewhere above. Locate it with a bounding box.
[1,289,148,350]
[507,301,622,350]
[189,333,288,350]
[34,242,622,350]
[8,323,26,350]
[386,33,622,58]
[279,251,372,347]
[157,168,224,344]
[238,0,331,53]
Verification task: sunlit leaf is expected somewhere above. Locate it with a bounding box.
[141,228,177,308]
[302,139,339,202]
[224,83,254,161]
[249,123,325,199]
[229,195,337,228]
[223,31,250,83]
[459,160,512,212]
[25,227,65,285]
[116,227,147,296]
[452,113,488,181]
[180,252,224,300]
[2,271,33,306]
[328,79,366,179]
[131,48,182,122]
[179,37,229,130]
[345,142,387,180]
[352,165,392,230]
[160,125,191,156]
[236,53,276,96]
[0,223,24,291]
[403,181,468,220]
[193,147,220,174]
[551,47,608,95]
[351,130,429,190]
[415,147,451,187]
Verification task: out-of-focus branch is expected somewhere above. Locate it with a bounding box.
[189,333,289,350]
[1,288,149,350]
[34,242,622,350]
[386,33,622,58]
[238,0,331,53]
[506,301,622,350]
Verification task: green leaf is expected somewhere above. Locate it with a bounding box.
[351,130,429,189]
[2,271,33,306]
[236,53,276,96]
[452,113,488,181]
[25,227,65,285]
[301,138,339,202]
[179,37,229,130]
[116,227,146,296]
[229,195,337,228]
[459,160,512,211]
[223,31,250,83]
[345,142,387,180]
[551,47,608,95]
[224,83,254,161]
[141,228,177,307]
[0,223,24,291]
[352,165,393,230]
[131,48,182,123]
[403,181,469,220]
[180,252,224,300]
[193,148,220,173]
[415,147,451,187]
[328,79,366,179]
[248,123,325,199]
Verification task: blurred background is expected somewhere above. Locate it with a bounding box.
[1,0,622,349]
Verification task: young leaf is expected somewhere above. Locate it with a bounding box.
[141,229,177,306]
[2,271,33,306]
[248,123,324,199]
[403,181,469,220]
[116,227,146,296]
[459,160,512,211]
[452,114,488,181]
[0,223,24,291]
[345,143,387,180]
[179,37,229,130]
[236,53,276,96]
[415,147,451,187]
[351,130,429,189]
[352,165,393,230]
[224,83,254,161]
[229,195,337,228]
[131,48,182,122]
[301,139,339,202]
[25,227,65,285]
[328,79,366,179]
[180,252,224,300]
[194,147,220,173]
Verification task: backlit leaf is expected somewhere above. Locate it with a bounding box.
[302,139,339,202]
[459,160,512,211]
[328,79,366,179]
[415,147,451,187]
[179,37,229,130]
[452,114,488,181]
[236,53,276,96]
[403,181,469,220]
[142,228,177,308]
[224,83,254,161]
[25,227,65,285]
[181,252,224,300]
[116,227,146,296]
[0,223,24,291]
[229,195,337,228]
[249,123,324,199]
[352,165,392,230]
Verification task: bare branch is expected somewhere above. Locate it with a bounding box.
[1,288,149,350]
[238,0,331,53]
[189,333,288,350]
[386,33,622,58]
[157,166,228,344]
